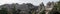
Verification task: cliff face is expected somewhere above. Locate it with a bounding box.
[45,1,54,14]
[0,3,35,14]
[0,1,57,14]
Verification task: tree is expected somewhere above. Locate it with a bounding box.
[0,7,7,14]
[49,1,60,14]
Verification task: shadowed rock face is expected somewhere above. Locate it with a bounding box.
[34,6,39,11]
[0,3,34,14]
[16,5,30,14]
[16,3,34,14]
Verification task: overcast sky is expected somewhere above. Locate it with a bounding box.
[0,0,59,6]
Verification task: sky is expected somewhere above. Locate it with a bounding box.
[0,0,59,6]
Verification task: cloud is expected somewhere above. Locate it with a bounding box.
[42,0,59,6]
[0,0,59,6]
[14,0,42,6]
[0,0,42,6]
